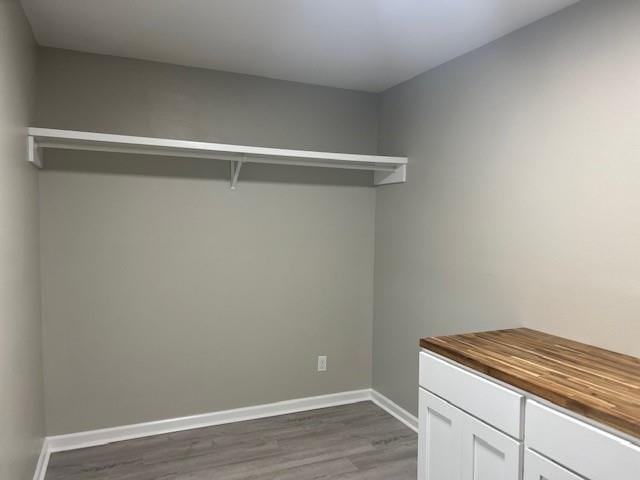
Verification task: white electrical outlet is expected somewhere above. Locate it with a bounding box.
[317,355,327,372]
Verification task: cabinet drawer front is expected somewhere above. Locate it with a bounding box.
[524,450,584,480]
[419,352,523,438]
[526,400,640,480]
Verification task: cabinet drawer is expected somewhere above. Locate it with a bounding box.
[526,400,640,480]
[524,449,584,480]
[419,351,524,438]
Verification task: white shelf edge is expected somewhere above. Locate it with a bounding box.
[27,128,408,187]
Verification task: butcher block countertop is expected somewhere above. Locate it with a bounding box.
[420,328,640,438]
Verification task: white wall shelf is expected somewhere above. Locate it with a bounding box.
[27,128,407,188]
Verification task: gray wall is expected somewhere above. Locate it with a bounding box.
[34,0,640,434]
[375,0,640,415]
[0,1,45,479]
[37,49,378,435]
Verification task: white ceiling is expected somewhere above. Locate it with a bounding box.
[21,0,579,92]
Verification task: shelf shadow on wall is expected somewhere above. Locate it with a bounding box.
[42,149,373,187]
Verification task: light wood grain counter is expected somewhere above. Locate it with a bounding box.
[420,328,640,438]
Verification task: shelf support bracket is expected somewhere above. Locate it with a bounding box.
[374,164,406,186]
[28,136,43,168]
[230,156,244,190]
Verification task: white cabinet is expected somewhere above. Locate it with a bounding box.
[524,450,584,480]
[418,388,521,480]
[419,351,640,480]
[461,411,521,480]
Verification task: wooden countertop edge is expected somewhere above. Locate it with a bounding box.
[420,337,640,439]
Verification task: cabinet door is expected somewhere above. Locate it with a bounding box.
[419,388,462,480]
[461,410,522,480]
[524,450,584,480]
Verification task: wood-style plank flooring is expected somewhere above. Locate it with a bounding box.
[45,401,417,480]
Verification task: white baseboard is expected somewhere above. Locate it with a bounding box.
[32,438,51,480]
[371,389,419,432]
[36,388,417,479]
[46,389,371,452]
